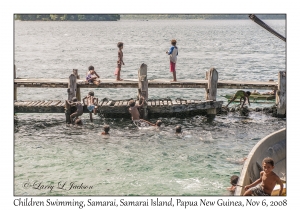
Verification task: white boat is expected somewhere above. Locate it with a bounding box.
[234,128,286,196]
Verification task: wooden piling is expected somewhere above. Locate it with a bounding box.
[276,71,286,117]
[206,67,218,101]
[206,68,218,115]
[65,100,71,124]
[68,70,78,101]
[138,63,148,119]
[65,69,79,123]
[73,69,81,101]
[14,65,17,101]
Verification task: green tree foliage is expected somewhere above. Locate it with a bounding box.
[14,14,121,21]
[121,14,285,20]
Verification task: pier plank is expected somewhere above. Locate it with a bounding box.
[56,101,65,107]
[29,101,41,107]
[50,101,61,106]
[13,101,22,106]
[101,101,107,106]
[36,101,46,106]
[43,101,53,106]
[23,101,33,107]
[114,101,120,106]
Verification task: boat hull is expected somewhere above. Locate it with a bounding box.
[234,128,286,196]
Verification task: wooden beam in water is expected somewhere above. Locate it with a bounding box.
[14,100,223,114]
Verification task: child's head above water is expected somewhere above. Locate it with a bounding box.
[175,125,182,133]
[230,175,239,186]
[75,119,83,125]
[246,91,251,96]
[88,65,94,71]
[103,125,110,133]
[156,120,162,127]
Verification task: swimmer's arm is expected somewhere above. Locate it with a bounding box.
[140,119,155,126]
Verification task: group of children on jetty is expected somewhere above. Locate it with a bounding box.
[85,39,179,84]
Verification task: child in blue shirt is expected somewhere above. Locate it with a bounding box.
[166,39,178,82]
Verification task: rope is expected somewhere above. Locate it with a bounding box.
[249,14,286,42]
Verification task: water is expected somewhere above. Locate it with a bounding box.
[14,19,286,195]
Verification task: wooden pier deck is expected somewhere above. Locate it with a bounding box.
[14,78,277,90]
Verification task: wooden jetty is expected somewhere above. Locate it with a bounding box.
[14,99,223,118]
[14,64,286,119]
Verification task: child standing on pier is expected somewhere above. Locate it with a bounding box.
[243,157,283,196]
[82,91,98,122]
[86,65,100,85]
[166,39,178,82]
[115,42,125,81]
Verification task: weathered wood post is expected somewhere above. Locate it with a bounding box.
[14,65,17,101]
[138,63,148,119]
[276,71,286,118]
[205,67,218,115]
[73,69,81,101]
[65,70,78,123]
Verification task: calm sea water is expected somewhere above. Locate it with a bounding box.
[14,19,286,195]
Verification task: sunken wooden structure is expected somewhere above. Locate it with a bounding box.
[14,64,286,119]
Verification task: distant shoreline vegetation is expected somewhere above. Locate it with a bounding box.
[120,14,286,20]
[14,14,285,21]
[14,14,120,21]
